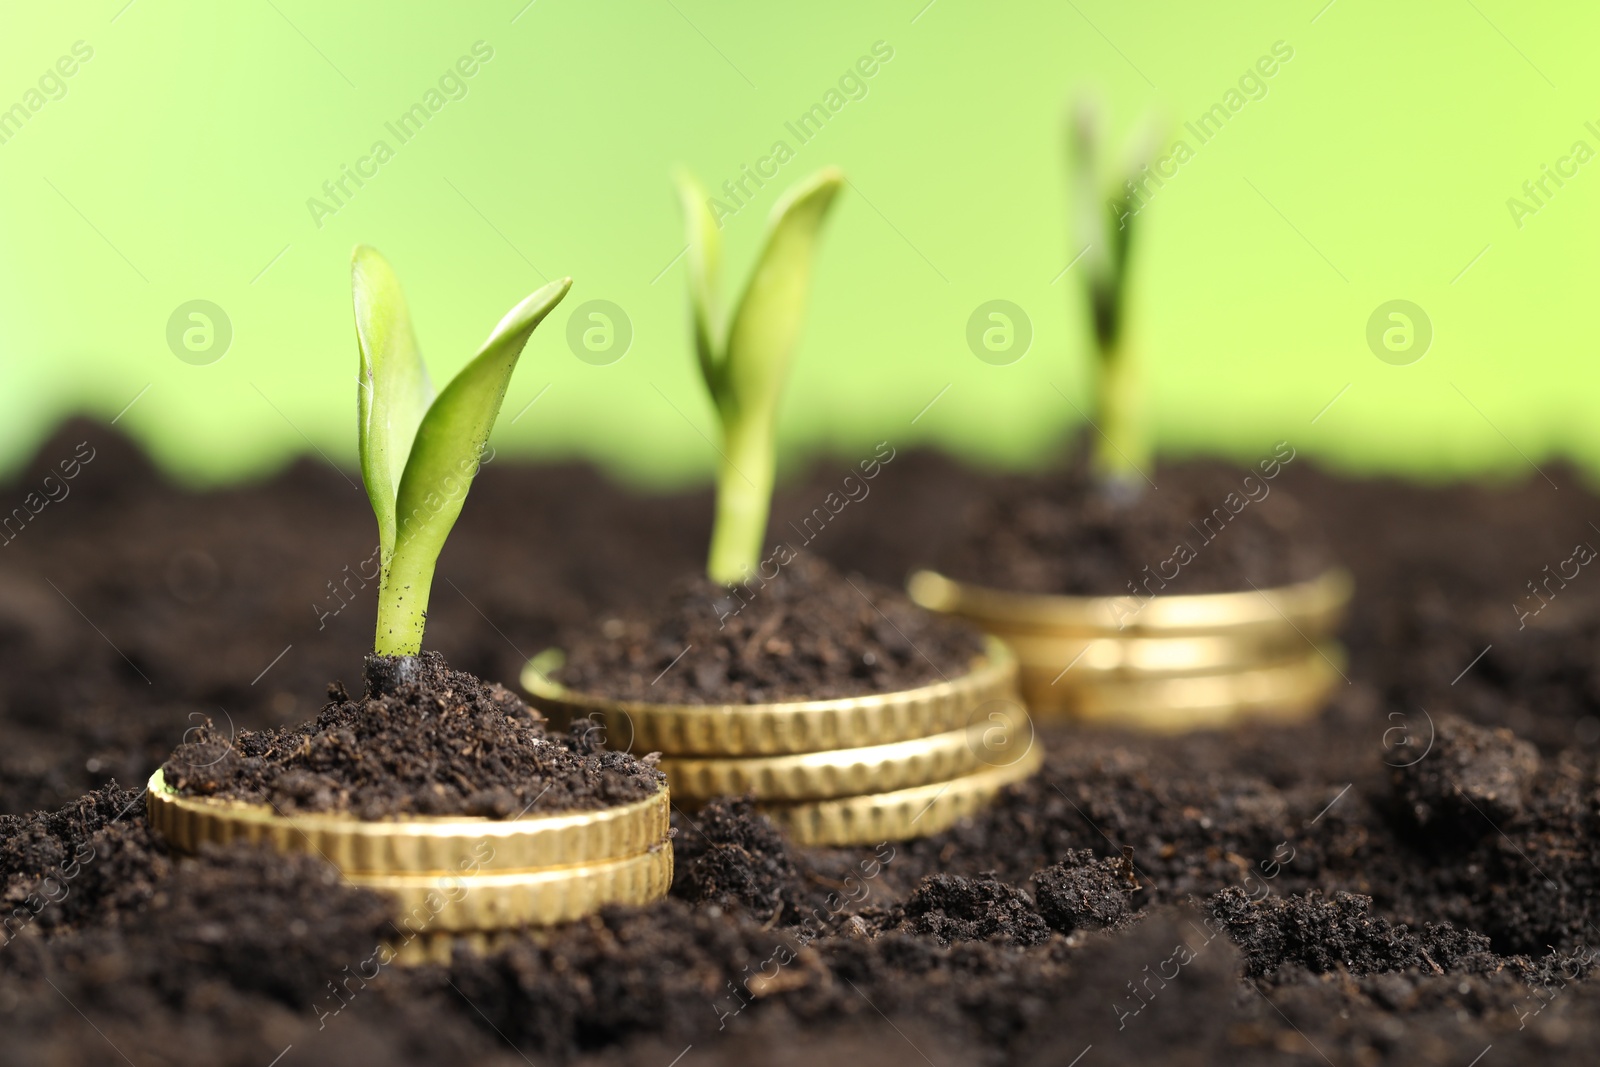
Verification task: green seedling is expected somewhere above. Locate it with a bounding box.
[675,166,844,585]
[1070,100,1160,497]
[352,246,571,655]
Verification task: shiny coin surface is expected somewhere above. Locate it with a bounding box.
[146,769,671,874]
[350,840,672,933]
[1036,650,1342,730]
[659,700,1034,802]
[763,741,1044,845]
[909,568,1351,640]
[1002,628,1311,680]
[909,568,1350,733]
[523,637,1018,757]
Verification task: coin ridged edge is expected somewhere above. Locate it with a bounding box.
[762,744,1044,846]
[1002,628,1319,679]
[909,569,1352,638]
[351,839,673,932]
[145,770,671,874]
[1025,650,1341,730]
[524,637,1017,756]
[658,704,1031,801]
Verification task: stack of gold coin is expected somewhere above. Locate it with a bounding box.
[145,769,672,964]
[908,569,1351,733]
[522,636,1041,846]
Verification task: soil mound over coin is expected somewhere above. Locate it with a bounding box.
[941,447,1331,596]
[13,424,1600,1065]
[163,651,662,818]
[552,554,983,704]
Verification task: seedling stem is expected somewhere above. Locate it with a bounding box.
[676,167,844,585]
[351,245,570,655]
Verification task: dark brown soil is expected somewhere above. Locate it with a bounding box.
[163,651,662,818]
[1,797,516,1066]
[669,796,805,921]
[551,554,984,703]
[8,418,1600,1065]
[1030,848,1141,934]
[939,440,1332,596]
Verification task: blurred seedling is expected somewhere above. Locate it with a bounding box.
[1070,98,1163,500]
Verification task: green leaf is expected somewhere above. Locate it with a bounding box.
[721,166,843,426]
[1068,100,1113,310]
[351,245,434,560]
[699,167,843,585]
[674,169,724,402]
[375,276,573,655]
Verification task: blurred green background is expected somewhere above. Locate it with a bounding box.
[0,0,1589,488]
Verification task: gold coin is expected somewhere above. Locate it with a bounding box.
[908,568,1352,640]
[523,637,1018,757]
[659,701,1034,802]
[1001,628,1310,680]
[763,741,1044,846]
[1031,649,1342,730]
[350,839,672,934]
[146,769,670,874]
[384,928,530,967]
[909,569,1349,735]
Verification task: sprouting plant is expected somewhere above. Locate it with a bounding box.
[352,246,571,655]
[674,166,844,585]
[1070,100,1159,497]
